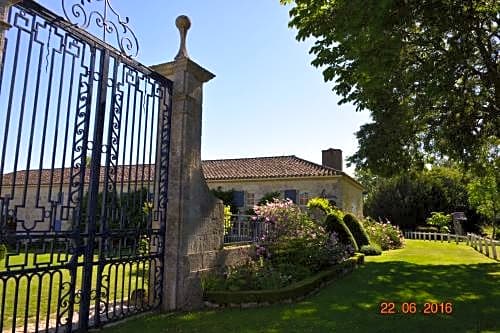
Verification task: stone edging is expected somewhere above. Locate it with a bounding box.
[204,253,365,309]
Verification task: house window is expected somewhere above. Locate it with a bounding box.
[284,189,297,203]
[245,192,255,207]
[233,191,245,208]
[299,192,309,206]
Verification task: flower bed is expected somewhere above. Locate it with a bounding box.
[204,253,364,307]
[203,198,402,307]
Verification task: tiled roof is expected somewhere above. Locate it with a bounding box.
[201,156,341,180]
[2,156,352,186]
[1,165,156,186]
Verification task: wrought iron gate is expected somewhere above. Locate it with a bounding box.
[0,1,172,332]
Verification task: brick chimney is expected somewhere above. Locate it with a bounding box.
[322,148,343,171]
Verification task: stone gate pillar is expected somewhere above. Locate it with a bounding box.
[151,15,224,311]
[0,1,21,72]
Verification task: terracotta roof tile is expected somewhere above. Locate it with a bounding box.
[1,165,156,187]
[201,155,340,180]
[2,156,348,186]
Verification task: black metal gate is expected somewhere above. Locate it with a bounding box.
[0,1,172,332]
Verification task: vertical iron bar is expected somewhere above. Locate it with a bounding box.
[93,54,118,327]
[58,38,77,214]
[48,37,68,204]
[79,48,109,331]
[22,23,45,210]
[0,14,23,196]
[11,11,36,204]
[65,41,95,333]
[157,81,172,309]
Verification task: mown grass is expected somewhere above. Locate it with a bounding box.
[102,240,500,333]
[0,253,150,331]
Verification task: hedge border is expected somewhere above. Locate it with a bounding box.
[203,253,364,307]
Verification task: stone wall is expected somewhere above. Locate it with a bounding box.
[339,177,364,217]
[207,176,364,217]
[219,244,255,268]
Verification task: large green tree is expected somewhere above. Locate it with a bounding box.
[467,138,500,237]
[363,166,484,231]
[281,0,499,176]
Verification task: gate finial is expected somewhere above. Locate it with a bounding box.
[62,0,139,58]
[174,15,191,60]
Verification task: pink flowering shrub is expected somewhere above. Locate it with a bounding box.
[254,199,352,272]
[364,218,405,250]
[202,199,355,292]
[253,198,322,243]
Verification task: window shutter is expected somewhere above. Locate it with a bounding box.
[284,189,297,203]
[54,219,62,232]
[233,191,245,207]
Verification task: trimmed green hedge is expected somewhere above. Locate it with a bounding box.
[325,214,359,252]
[359,244,382,256]
[204,254,364,305]
[343,214,370,247]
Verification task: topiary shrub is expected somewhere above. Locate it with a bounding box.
[324,214,359,252]
[0,244,6,260]
[306,197,333,225]
[359,244,382,256]
[343,213,370,247]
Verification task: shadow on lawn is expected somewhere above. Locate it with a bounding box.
[105,261,500,333]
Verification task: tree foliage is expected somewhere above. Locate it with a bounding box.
[281,0,499,176]
[466,137,500,236]
[426,212,452,232]
[364,166,484,231]
[210,187,238,213]
[258,191,282,206]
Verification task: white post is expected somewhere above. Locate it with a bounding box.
[491,240,497,260]
[479,236,483,253]
[447,233,451,243]
[485,238,490,257]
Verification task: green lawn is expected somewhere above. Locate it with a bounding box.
[102,240,500,333]
[0,253,151,330]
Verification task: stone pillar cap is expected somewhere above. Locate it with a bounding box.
[175,15,191,60]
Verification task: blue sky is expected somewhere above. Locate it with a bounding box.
[31,0,371,176]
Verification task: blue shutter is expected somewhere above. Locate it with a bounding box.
[233,191,245,207]
[54,219,62,232]
[284,189,297,203]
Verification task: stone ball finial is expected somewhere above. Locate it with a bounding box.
[175,15,191,31]
[174,15,191,60]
